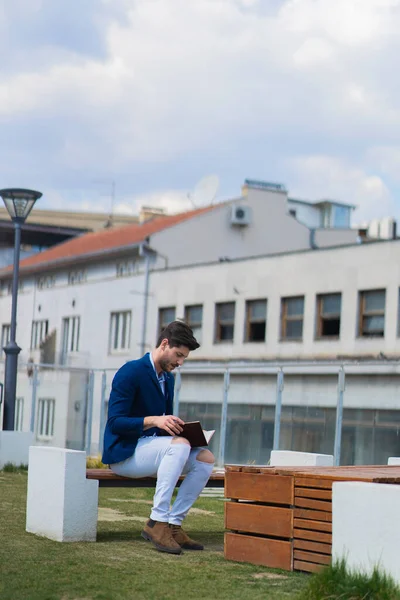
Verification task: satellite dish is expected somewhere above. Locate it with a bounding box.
[189,175,219,208]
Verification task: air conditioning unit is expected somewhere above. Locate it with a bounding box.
[230,205,251,226]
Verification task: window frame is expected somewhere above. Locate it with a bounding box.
[61,316,81,355]
[109,310,132,354]
[67,270,87,285]
[315,293,342,340]
[214,301,236,343]
[184,304,203,342]
[244,299,267,343]
[280,296,305,341]
[14,397,24,431]
[358,289,386,338]
[36,398,55,441]
[1,323,11,350]
[30,319,49,350]
[158,307,176,337]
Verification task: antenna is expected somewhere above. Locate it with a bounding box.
[189,175,219,208]
[92,178,116,226]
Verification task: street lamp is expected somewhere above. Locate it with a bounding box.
[0,188,42,430]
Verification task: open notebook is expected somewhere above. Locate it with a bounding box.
[178,421,215,447]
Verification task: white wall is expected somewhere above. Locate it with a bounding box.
[287,201,321,229]
[0,256,147,370]
[151,188,311,268]
[0,224,399,371]
[147,239,400,361]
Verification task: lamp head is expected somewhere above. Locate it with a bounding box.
[0,188,42,223]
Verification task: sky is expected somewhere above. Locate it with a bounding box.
[1,0,400,225]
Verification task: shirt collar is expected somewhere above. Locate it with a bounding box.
[149,352,164,379]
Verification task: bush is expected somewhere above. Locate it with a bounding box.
[2,463,28,473]
[86,455,109,469]
[298,559,400,600]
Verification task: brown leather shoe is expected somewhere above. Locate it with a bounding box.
[141,519,182,555]
[169,525,204,550]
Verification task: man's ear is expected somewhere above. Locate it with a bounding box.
[160,338,169,350]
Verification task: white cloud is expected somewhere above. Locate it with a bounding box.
[287,155,396,223]
[0,0,400,221]
[367,146,400,183]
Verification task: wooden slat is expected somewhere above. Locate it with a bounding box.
[294,560,324,573]
[225,502,292,538]
[87,469,224,482]
[295,477,332,490]
[225,472,293,505]
[225,465,243,472]
[294,497,332,512]
[293,528,332,544]
[294,508,332,522]
[295,488,332,500]
[294,518,332,533]
[86,469,224,488]
[294,550,331,566]
[293,538,331,554]
[225,532,292,570]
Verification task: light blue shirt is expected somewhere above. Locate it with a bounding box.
[148,352,166,396]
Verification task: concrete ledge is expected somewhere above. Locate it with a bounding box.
[0,431,34,469]
[332,481,400,583]
[270,450,334,467]
[26,446,99,542]
[388,457,400,465]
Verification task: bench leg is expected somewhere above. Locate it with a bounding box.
[26,446,99,542]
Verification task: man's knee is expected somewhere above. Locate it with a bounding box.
[171,436,191,446]
[196,449,215,464]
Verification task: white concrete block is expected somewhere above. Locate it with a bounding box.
[332,481,400,583]
[26,446,99,542]
[388,457,400,465]
[0,431,34,469]
[270,450,334,467]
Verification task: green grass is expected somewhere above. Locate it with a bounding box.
[0,472,308,600]
[299,559,400,600]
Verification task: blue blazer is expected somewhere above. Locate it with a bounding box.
[102,353,175,465]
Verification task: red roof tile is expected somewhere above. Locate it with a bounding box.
[0,206,215,276]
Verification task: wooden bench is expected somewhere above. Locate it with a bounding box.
[224,464,400,573]
[86,468,225,488]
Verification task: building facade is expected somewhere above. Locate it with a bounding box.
[0,180,398,465]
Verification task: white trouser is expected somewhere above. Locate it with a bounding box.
[110,436,214,525]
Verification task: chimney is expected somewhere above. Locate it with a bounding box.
[139,206,167,224]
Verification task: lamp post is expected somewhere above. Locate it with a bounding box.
[0,188,42,430]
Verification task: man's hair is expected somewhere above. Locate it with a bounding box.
[156,320,200,351]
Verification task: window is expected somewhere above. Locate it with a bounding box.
[333,205,351,228]
[0,280,24,296]
[281,296,304,340]
[398,289,400,337]
[30,319,49,349]
[289,209,297,218]
[158,307,176,335]
[1,324,10,350]
[245,299,267,342]
[14,397,24,431]
[358,290,386,338]
[184,305,203,343]
[316,293,341,338]
[37,275,55,290]
[215,302,235,343]
[37,398,55,439]
[109,311,131,353]
[68,270,87,285]
[116,260,137,278]
[62,316,80,354]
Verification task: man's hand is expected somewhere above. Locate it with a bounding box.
[143,415,184,436]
